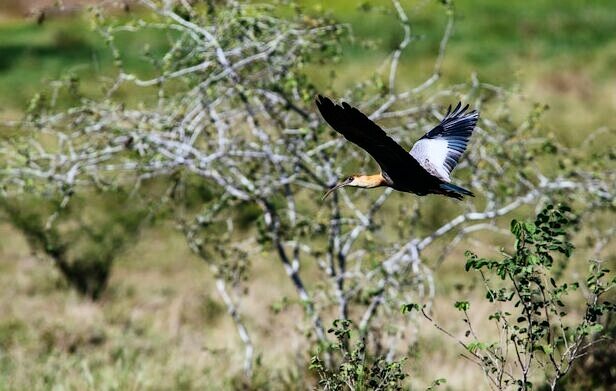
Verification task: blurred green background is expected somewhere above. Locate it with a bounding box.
[3,0,616,116]
[0,0,614,389]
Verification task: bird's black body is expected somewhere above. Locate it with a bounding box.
[315,95,479,200]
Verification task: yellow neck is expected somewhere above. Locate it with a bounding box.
[352,174,386,188]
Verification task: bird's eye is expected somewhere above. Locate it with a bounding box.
[347,176,354,181]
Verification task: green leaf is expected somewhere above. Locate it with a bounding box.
[426,378,447,390]
[510,220,522,237]
[454,301,470,312]
[528,254,540,265]
[401,303,421,314]
[524,222,536,234]
[467,341,487,353]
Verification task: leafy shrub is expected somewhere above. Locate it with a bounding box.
[0,190,149,299]
[310,319,408,391]
[557,313,615,390]
[413,204,615,390]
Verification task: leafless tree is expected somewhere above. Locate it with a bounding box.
[1,0,613,383]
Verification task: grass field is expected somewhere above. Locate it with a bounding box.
[0,1,615,389]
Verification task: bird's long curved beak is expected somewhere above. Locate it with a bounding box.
[322,180,349,200]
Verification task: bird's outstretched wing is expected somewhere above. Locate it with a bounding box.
[315,95,422,177]
[410,102,479,182]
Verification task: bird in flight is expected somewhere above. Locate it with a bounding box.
[316,95,478,200]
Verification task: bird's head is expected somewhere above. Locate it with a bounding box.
[322,175,360,200]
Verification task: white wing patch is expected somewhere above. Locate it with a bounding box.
[410,139,451,182]
[409,103,479,182]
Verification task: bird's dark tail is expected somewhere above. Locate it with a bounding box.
[439,183,474,200]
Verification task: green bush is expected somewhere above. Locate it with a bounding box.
[0,190,149,299]
[412,204,616,390]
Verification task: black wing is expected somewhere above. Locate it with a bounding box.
[315,95,424,179]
